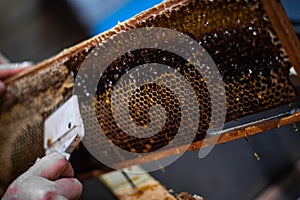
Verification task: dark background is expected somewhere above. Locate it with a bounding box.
[0,0,300,199]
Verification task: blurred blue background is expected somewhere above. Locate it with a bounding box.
[67,0,300,36]
[281,0,300,33]
[66,0,163,36]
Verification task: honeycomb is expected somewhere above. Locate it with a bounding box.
[92,0,296,154]
[0,0,297,187]
[94,48,214,153]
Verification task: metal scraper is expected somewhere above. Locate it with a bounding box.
[44,95,84,159]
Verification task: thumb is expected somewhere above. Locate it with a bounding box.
[55,178,83,200]
[0,67,29,79]
[28,153,74,180]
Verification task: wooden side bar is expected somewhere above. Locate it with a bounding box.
[113,111,300,169]
[262,0,300,79]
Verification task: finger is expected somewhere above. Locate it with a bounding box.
[0,68,28,79]
[60,160,75,178]
[55,178,83,200]
[0,81,5,94]
[30,153,74,180]
[14,176,57,200]
[39,153,74,180]
[43,192,68,200]
[44,193,68,200]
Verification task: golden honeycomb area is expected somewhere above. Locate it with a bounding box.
[90,0,296,155]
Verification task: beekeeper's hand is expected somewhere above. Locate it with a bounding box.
[2,153,83,200]
[0,67,28,94]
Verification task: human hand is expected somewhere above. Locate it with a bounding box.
[2,153,83,200]
[0,62,30,94]
[0,68,27,94]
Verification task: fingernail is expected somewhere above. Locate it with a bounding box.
[0,81,5,94]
